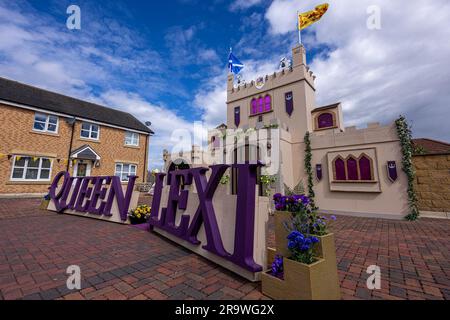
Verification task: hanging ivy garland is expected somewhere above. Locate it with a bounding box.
[304,132,316,209]
[395,115,419,221]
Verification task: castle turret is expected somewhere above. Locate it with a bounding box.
[225,44,317,142]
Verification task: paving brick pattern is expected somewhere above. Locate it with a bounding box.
[0,198,449,300]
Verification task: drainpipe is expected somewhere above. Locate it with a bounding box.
[66,117,76,172]
[143,134,149,182]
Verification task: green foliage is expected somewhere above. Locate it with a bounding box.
[284,181,305,196]
[395,115,420,221]
[260,175,277,196]
[263,124,279,129]
[303,132,316,209]
[220,174,230,185]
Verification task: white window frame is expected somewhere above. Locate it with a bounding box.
[33,112,59,133]
[114,163,137,182]
[80,122,100,140]
[125,131,140,147]
[10,156,53,182]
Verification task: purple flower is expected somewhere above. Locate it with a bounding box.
[330,215,337,221]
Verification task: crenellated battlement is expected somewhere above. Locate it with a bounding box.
[310,122,399,150]
[227,45,315,103]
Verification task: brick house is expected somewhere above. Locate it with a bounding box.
[0,77,154,197]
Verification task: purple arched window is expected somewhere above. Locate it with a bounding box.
[347,157,358,180]
[359,156,372,180]
[264,95,272,111]
[334,158,346,181]
[251,99,257,115]
[258,98,264,113]
[318,113,334,129]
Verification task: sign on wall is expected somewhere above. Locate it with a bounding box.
[47,172,139,224]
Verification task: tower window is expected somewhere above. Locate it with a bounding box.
[317,112,335,129]
[250,95,272,116]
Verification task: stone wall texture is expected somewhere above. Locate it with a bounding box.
[413,154,450,212]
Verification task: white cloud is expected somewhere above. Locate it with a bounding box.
[264,0,450,141]
[230,0,264,12]
[99,90,200,168]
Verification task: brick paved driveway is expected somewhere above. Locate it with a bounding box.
[0,198,449,300]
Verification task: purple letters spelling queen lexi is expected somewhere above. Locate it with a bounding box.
[48,163,264,273]
[150,163,263,273]
[48,171,137,221]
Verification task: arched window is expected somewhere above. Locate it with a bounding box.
[258,97,264,113]
[346,156,358,180]
[264,95,272,112]
[251,99,257,115]
[250,95,273,116]
[359,155,373,181]
[334,157,346,181]
[318,113,334,129]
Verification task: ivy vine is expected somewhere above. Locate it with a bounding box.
[395,115,419,221]
[304,132,316,209]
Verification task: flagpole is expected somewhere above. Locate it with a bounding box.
[297,11,302,45]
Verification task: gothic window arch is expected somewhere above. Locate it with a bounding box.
[346,155,359,181]
[250,94,272,116]
[333,156,346,181]
[358,154,374,181]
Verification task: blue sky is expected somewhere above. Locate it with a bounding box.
[1,0,449,168]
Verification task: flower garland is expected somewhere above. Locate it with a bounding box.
[303,132,316,209]
[395,115,420,221]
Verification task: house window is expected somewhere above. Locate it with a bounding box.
[125,131,139,146]
[234,106,240,127]
[81,122,99,140]
[334,157,346,181]
[317,113,334,129]
[250,95,272,116]
[11,156,52,181]
[115,163,137,182]
[33,113,58,133]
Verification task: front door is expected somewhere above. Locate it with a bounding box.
[74,161,91,177]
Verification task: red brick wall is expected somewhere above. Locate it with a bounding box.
[0,103,148,195]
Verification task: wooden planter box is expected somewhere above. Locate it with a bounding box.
[274,211,291,258]
[262,233,340,300]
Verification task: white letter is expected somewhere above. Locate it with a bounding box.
[66,5,81,30]
[66,265,81,290]
[366,265,381,289]
[367,5,381,30]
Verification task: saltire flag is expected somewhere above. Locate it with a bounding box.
[298,3,329,30]
[228,52,244,74]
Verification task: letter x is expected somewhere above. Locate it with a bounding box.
[184,165,230,258]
